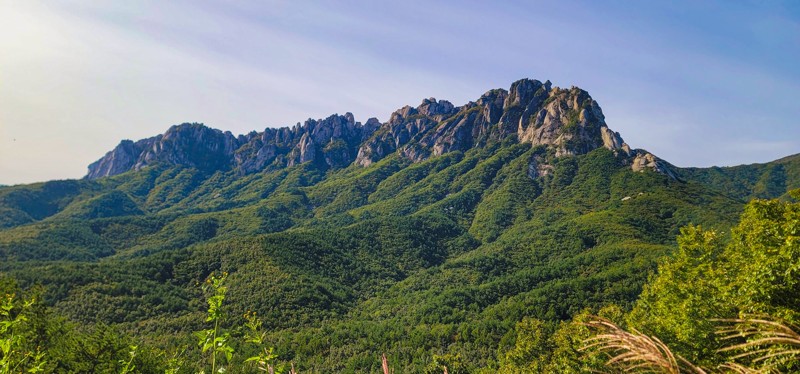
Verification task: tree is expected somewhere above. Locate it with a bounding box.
[626,190,800,371]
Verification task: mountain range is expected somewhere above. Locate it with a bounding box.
[0,78,798,372]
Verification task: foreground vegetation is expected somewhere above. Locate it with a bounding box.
[507,190,800,373]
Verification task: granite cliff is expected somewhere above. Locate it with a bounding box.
[87,79,673,179]
[87,114,378,178]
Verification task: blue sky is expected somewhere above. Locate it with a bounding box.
[1,0,798,185]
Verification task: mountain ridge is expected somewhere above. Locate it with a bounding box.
[86,78,672,180]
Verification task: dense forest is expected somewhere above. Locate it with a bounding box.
[2,148,799,372]
[4,188,799,373]
[2,80,800,372]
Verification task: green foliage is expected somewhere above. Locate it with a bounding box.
[0,180,99,228]
[0,278,169,373]
[0,137,796,371]
[0,292,46,373]
[497,317,551,372]
[424,352,467,374]
[243,311,280,373]
[57,190,142,219]
[626,226,727,362]
[118,345,137,374]
[496,305,621,373]
[562,109,580,131]
[627,191,800,371]
[195,272,234,373]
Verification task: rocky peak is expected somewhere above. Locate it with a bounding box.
[503,78,551,109]
[477,89,508,125]
[631,151,677,179]
[418,98,456,119]
[87,114,379,179]
[86,140,140,179]
[388,105,416,125]
[87,123,248,179]
[355,98,458,166]
[136,123,243,172]
[285,113,371,168]
[232,112,378,173]
[87,78,674,179]
[421,80,630,160]
[362,118,382,140]
[355,78,674,178]
[515,85,625,157]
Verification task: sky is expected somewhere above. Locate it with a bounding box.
[1,0,799,185]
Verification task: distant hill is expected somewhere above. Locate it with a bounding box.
[0,78,797,372]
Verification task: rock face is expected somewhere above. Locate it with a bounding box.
[631,151,677,179]
[86,78,675,179]
[87,124,243,179]
[355,78,673,177]
[86,140,140,179]
[354,98,456,167]
[357,79,638,165]
[233,113,375,173]
[87,114,377,179]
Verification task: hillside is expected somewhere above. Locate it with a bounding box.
[1,78,798,372]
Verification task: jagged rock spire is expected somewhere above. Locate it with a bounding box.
[87,79,674,179]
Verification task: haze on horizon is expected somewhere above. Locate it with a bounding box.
[1,0,798,185]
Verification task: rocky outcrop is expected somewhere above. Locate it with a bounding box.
[284,113,372,168]
[409,89,510,161]
[138,123,242,171]
[87,78,675,179]
[357,79,640,170]
[87,124,246,179]
[515,85,616,156]
[357,79,639,165]
[87,114,378,179]
[630,151,677,179]
[355,98,457,166]
[86,140,140,179]
[355,78,677,178]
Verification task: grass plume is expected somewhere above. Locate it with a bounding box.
[582,317,707,374]
[716,317,800,371]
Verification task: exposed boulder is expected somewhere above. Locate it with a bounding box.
[631,151,677,179]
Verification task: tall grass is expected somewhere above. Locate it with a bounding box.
[716,318,800,371]
[582,316,800,373]
[582,317,707,374]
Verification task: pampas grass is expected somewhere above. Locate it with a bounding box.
[382,353,391,374]
[716,317,800,371]
[716,362,760,374]
[582,317,707,373]
[582,316,800,373]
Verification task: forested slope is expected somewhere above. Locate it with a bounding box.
[1,79,798,372]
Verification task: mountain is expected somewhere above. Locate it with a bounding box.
[86,114,379,178]
[86,79,670,180]
[1,78,798,372]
